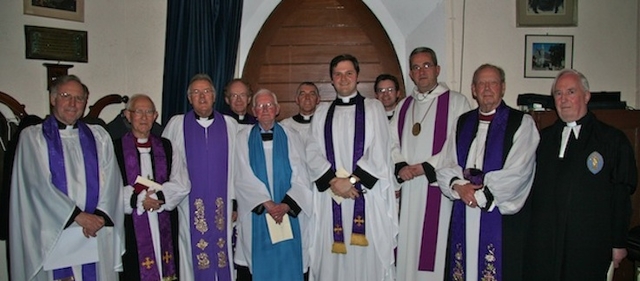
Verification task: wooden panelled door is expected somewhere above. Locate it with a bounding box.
[243,0,404,120]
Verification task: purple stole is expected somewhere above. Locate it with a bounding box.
[184,111,231,281]
[324,94,367,253]
[42,116,98,281]
[449,103,509,281]
[397,92,450,271]
[121,132,176,280]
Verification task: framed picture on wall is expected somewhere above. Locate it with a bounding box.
[24,0,84,22]
[516,0,577,27]
[524,35,573,78]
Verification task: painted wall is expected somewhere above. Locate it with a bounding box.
[0,1,167,279]
[0,0,166,122]
[0,1,638,279]
[450,0,638,108]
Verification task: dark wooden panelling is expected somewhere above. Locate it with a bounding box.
[264,45,380,64]
[271,27,370,46]
[243,0,404,120]
[257,63,384,84]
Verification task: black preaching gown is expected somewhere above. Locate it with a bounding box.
[524,112,637,281]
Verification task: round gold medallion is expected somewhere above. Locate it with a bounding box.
[412,123,421,136]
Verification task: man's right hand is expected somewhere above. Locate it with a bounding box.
[75,212,105,238]
[452,183,482,208]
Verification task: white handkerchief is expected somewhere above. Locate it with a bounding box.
[330,167,351,204]
[266,214,294,244]
[135,176,162,191]
[43,226,99,270]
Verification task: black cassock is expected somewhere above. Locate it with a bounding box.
[524,112,637,281]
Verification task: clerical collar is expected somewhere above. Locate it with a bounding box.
[413,84,439,101]
[194,111,214,120]
[260,127,274,141]
[238,114,246,121]
[335,92,358,106]
[56,119,78,129]
[136,138,151,148]
[386,110,395,120]
[479,109,496,122]
[292,114,313,124]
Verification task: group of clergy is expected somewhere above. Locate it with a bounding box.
[6,46,636,281]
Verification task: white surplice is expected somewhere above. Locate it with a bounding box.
[161,114,238,281]
[306,95,397,281]
[436,113,539,280]
[389,85,470,281]
[9,124,124,281]
[233,125,313,274]
[279,114,312,135]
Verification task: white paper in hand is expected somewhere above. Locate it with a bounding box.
[135,175,162,191]
[606,261,614,281]
[266,214,294,243]
[43,226,99,270]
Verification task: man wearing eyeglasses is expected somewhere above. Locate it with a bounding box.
[222,78,257,126]
[9,75,124,281]
[391,47,470,281]
[436,64,538,280]
[113,94,179,281]
[233,89,313,281]
[162,73,238,280]
[280,82,321,134]
[374,74,402,120]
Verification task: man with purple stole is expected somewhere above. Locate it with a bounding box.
[306,54,397,281]
[113,94,178,280]
[524,70,637,280]
[162,74,238,281]
[436,64,539,280]
[10,75,124,281]
[390,47,470,281]
[234,89,313,281]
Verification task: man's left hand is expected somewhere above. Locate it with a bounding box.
[613,248,627,268]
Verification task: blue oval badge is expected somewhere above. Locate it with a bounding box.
[587,151,604,174]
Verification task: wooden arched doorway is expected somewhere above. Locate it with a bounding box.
[242,0,404,120]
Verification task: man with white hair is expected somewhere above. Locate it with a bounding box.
[114,94,179,280]
[525,69,637,280]
[234,89,313,281]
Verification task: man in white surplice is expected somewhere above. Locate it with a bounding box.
[390,47,470,281]
[161,74,238,281]
[279,82,321,135]
[10,75,124,281]
[436,64,538,280]
[234,89,313,281]
[114,94,179,280]
[306,54,397,281]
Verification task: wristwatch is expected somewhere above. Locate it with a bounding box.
[349,176,357,185]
